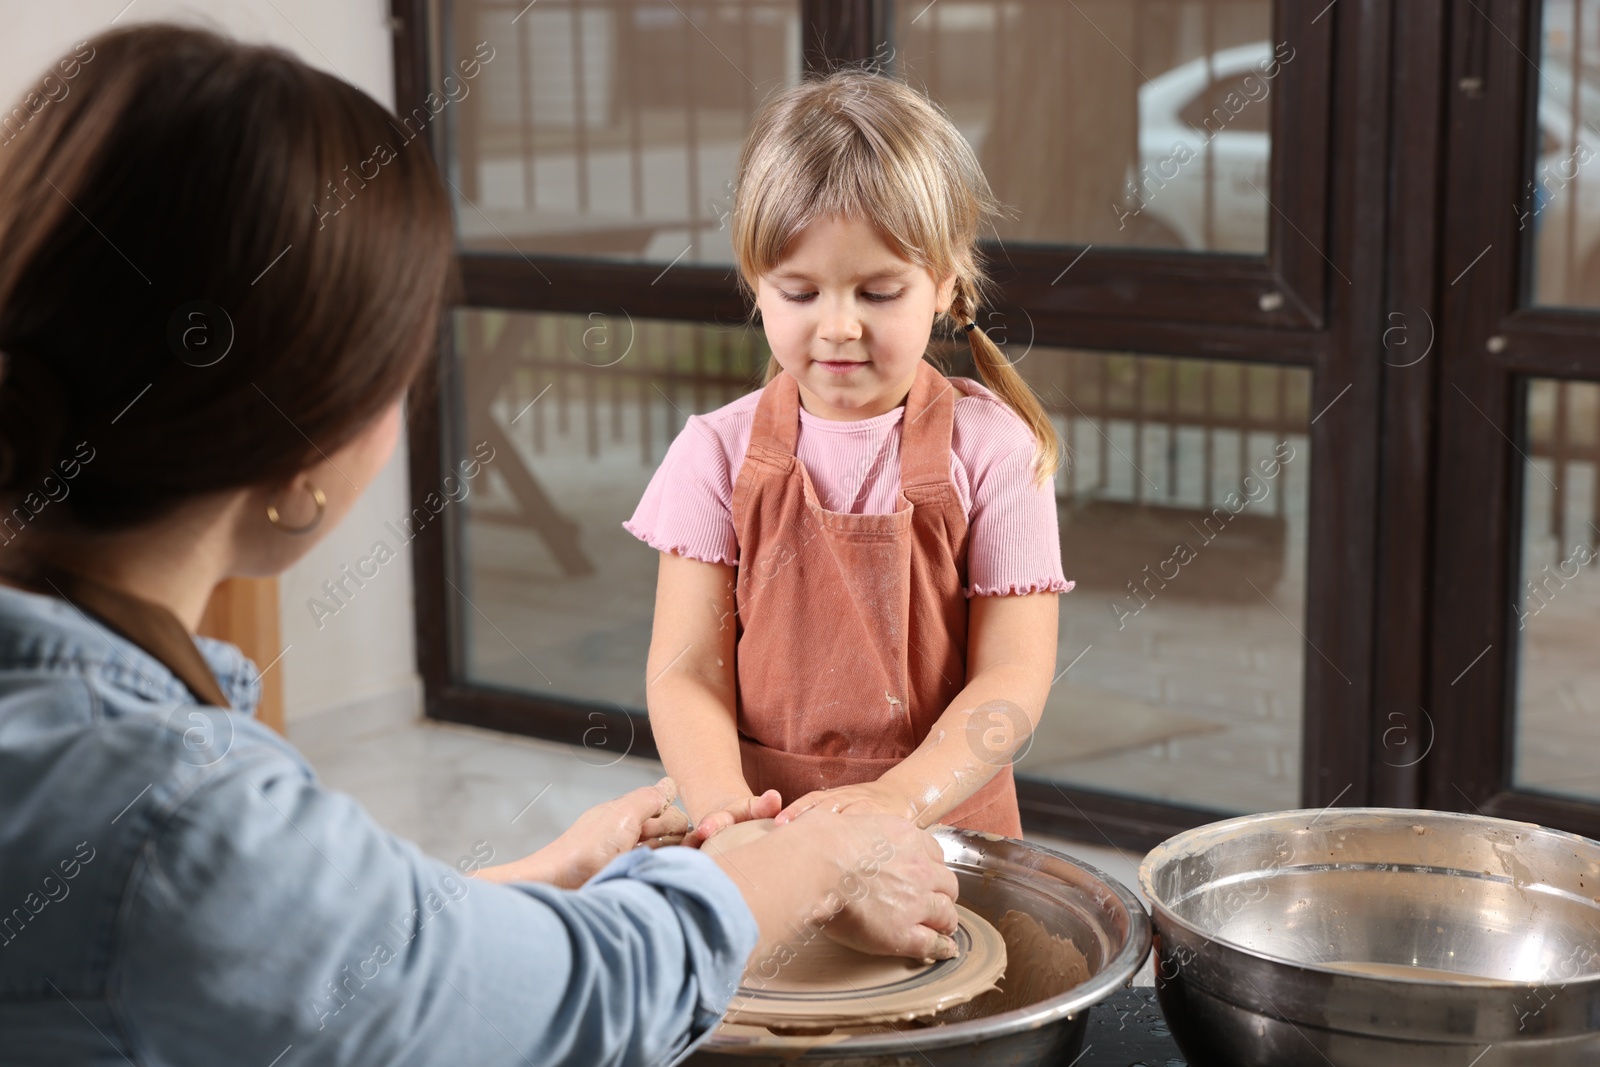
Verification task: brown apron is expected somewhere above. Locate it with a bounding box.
[729,359,1021,837]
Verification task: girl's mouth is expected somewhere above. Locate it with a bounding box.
[816,359,867,375]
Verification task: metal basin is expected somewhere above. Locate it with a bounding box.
[688,828,1151,1066]
[1140,807,1600,1066]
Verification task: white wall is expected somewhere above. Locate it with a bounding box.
[1,0,420,723]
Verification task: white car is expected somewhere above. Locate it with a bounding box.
[1124,42,1600,305]
[1120,41,1283,254]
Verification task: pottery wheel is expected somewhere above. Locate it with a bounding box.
[701,820,1008,1029]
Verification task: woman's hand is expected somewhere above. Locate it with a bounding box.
[682,788,783,849]
[712,812,961,964]
[812,814,960,960]
[474,777,690,889]
[772,780,915,827]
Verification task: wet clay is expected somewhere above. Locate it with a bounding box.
[928,908,1092,1022]
[989,910,1093,1009]
[753,937,931,995]
[703,819,1096,1039]
[713,905,1094,1048]
[725,903,1007,1028]
[704,818,1009,1028]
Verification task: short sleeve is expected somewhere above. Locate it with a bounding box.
[956,397,1075,598]
[624,415,739,567]
[117,748,758,1067]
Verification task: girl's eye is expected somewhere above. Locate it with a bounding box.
[777,290,904,303]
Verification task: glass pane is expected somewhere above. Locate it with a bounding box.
[1529,0,1600,307]
[1008,348,1312,813]
[446,0,801,265]
[891,0,1278,253]
[1513,378,1600,801]
[448,308,767,706]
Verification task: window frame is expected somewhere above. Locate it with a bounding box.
[395,0,1409,850]
[1428,0,1600,840]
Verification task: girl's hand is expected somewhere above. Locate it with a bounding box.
[683,788,783,849]
[773,781,915,826]
[475,777,691,889]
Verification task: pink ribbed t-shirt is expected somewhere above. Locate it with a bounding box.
[624,376,1072,598]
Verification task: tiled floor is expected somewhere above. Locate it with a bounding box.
[1512,468,1600,805]
[292,710,1155,986]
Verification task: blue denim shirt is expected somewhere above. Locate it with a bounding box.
[0,583,756,1065]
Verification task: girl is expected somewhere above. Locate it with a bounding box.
[627,69,1070,843]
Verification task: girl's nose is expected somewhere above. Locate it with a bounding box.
[817,296,863,343]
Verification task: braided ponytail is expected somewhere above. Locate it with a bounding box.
[946,284,1061,487]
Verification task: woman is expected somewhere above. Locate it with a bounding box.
[0,25,959,1066]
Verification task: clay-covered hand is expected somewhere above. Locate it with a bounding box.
[474,776,691,889]
[815,814,961,961]
[773,780,915,827]
[708,812,962,962]
[683,788,783,849]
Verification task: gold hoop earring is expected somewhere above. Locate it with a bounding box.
[266,481,327,535]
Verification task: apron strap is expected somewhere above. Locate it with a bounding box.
[745,359,956,487]
[899,360,957,491]
[747,370,802,458]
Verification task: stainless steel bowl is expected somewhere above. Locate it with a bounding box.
[688,828,1151,1067]
[1140,807,1600,1066]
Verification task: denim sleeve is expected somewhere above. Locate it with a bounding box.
[113,749,758,1067]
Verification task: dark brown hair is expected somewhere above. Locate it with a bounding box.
[0,23,455,529]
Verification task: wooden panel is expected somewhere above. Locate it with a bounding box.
[198,578,285,734]
[1427,0,1522,814]
[1368,0,1449,810]
[458,253,1333,352]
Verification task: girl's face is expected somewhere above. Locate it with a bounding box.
[756,214,956,421]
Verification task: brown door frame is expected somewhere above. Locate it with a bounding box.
[1430,0,1600,839]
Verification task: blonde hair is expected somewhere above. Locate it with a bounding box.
[730,66,1060,484]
